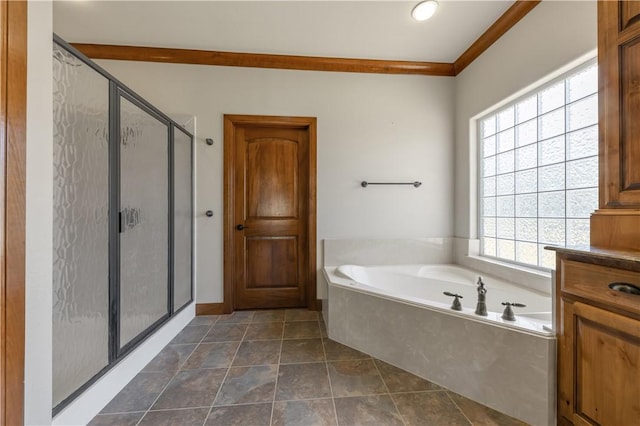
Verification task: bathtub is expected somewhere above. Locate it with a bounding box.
[324,263,555,426]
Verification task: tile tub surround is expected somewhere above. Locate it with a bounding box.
[326,283,555,426]
[89,309,526,426]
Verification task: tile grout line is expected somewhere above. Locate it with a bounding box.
[268,315,286,426]
[444,391,474,426]
[134,315,221,426]
[320,317,341,426]
[371,359,408,426]
[200,312,254,426]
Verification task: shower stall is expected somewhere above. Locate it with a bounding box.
[52,35,193,413]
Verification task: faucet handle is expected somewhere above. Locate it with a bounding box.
[501,302,526,321]
[443,292,463,311]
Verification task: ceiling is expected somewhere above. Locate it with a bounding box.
[53,1,515,63]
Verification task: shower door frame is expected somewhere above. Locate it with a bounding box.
[52,34,194,415]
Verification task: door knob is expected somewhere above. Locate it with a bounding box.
[236,224,248,231]
[205,210,213,217]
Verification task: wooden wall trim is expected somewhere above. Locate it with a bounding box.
[453,0,541,75]
[195,303,225,316]
[71,43,456,77]
[1,0,27,424]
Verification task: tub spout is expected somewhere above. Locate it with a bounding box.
[475,276,488,316]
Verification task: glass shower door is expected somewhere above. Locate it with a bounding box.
[173,127,193,311]
[119,95,170,349]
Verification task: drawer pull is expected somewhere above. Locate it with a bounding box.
[608,282,640,296]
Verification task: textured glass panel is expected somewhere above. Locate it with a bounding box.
[496,195,514,217]
[539,136,565,166]
[52,43,110,407]
[483,197,496,217]
[567,64,597,102]
[516,194,537,217]
[497,151,515,174]
[516,241,538,266]
[566,156,598,189]
[496,173,514,196]
[497,106,514,131]
[539,191,565,218]
[539,81,565,114]
[482,156,496,177]
[567,219,591,246]
[482,176,496,197]
[539,108,565,139]
[538,163,565,192]
[567,188,598,218]
[516,119,537,147]
[539,245,557,269]
[516,144,537,171]
[482,135,496,158]
[540,219,565,245]
[497,128,515,153]
[483,218,496,237]
[497,239,515,260]
[483,238,497,257]
[120,97,170,348]
[174,127,193,311]
[497,218,515,239]
[516,169,537,193]
[516,218,537,242]
[567,125,598,160]
[482,116,496,137]
[516,95,537,124]
[567,94,597,131]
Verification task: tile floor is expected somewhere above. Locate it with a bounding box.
[90,309,527,426]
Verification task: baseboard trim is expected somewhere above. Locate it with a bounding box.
[196,303,225,315]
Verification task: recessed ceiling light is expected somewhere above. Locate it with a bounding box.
[412,1,439,22]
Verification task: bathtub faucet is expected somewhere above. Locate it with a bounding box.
[475,276,488,316]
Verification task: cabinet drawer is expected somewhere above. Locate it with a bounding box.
[560,259,640,317]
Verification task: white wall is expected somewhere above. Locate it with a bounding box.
[454,0,597,239]
[92,61,455,302]
[25,1,54,424]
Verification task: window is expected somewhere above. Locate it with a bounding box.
[479,61,598,270]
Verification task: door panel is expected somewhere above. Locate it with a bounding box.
[119,95,170,348]
[231,122,311,309]
[173,126,193,311]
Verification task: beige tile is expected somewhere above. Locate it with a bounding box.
[281,338,325,363]
[334,395,403,426]
[285,309,319,322]
[276,363,331,400]
[206,403,272,426]
[232,340,281,366]
[327,359,387,397]
[284,321,321,339]
[323,339,369,361]
[272,399,337,426]
[139,408,209,426]
[244,321,284,340]
[447,391,528,426]
[374,359,440,393]
[392,391,471,426]
[252,310,286,322]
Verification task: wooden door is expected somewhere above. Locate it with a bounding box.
[224,115,316,311]
[0,0,27,423]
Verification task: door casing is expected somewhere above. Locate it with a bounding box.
[223,114,317,313]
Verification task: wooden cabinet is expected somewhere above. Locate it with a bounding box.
[555,250,640,425]
[591,1,640,250]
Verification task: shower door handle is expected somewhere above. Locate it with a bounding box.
[236,224,248,231]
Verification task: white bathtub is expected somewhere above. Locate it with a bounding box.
[334,264,552,335]
[324,263,555,426]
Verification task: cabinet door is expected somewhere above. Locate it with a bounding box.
[599,1,640,207]
[559,300,640,425]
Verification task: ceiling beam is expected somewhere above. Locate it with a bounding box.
[453,0,541,75]
[70,0,540,77]
[70,44,456,76]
